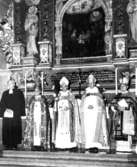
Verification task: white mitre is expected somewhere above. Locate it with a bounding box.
[88,74,96,83]
[59,76,69,86]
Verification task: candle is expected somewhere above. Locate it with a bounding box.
[115,67,118,95]
[41,72,44,95]
[24,72,27,99]
[135,68,137,96]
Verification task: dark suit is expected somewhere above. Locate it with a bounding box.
[0,88,25,148]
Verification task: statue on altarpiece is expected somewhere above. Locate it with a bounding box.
[127,0,137,43]
[24,6,38,57]
[53,77,82,151]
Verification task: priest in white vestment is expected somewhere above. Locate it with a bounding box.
[80,74,108,152]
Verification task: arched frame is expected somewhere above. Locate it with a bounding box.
[55,0,112,64]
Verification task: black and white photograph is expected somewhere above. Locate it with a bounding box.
[0,0,137,166]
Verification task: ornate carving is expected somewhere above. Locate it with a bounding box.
[0,2,14,65]
[14,0,26,43]
[24,6,38,57]
[113,34,127,59]
[50,69,115,91]
[126,0,137,46]
[11,43,24,65]
[22,69,41,92]
[66,0,94,13]
[38,41,52,64]
[55,23,62,59]
[25,0,40,6]
[39,0,54,42]
[10,71,24,89]
[14,0,22,3]
[113,0,129,34]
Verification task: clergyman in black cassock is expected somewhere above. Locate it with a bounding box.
[0,79,25,149]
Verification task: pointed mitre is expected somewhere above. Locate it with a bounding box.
[59,76,69,86]
[119,76,129,85]
[88,74,96,83]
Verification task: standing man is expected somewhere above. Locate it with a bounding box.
[54,77,81,151]
[109,73,137,152]
[0,78,25,150]
[24,86,51,151]
[80,74,108,153]
[127,0,137,43]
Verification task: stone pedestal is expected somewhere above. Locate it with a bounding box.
[23,56,37,66]
[38,40,52,65]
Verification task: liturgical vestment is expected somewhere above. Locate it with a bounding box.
[54,90,81,149]
[24,95,51,150]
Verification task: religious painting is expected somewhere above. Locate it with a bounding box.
[62,7,105,58]
[55,0,112,64]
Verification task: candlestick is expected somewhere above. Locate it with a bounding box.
[115,67,118,95]
[135,68,137,96]
[24,72,27,99]
[41,72,44,95]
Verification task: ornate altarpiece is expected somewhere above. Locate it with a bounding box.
[0,0,137,151]
[5,0,137,105]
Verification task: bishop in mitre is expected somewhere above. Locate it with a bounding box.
[53,76,81,151]
[80,74,109,153]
